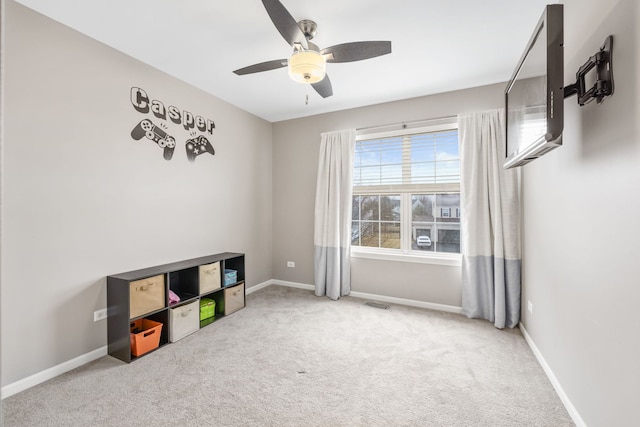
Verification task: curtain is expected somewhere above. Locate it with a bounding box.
[458,109,521,329]
[313,129,356,300]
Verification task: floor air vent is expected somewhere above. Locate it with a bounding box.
[364,301,390,310]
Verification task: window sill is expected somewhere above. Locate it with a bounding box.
[350,247,462,267]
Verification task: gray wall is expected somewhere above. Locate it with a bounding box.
[520,0,639,425]
[272,84,504,306]
[1,2,272,386]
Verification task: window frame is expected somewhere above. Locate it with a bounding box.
[351,120,461,266]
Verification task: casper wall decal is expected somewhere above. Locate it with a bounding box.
[129,87,216,162]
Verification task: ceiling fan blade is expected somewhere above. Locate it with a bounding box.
[312,75,333,98]
[321,41,392,63]
[262,0,308,49]
[233,59,288,75]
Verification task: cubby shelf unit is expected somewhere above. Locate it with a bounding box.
[107,252,245,363]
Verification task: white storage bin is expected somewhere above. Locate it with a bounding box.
[169,300,199,342]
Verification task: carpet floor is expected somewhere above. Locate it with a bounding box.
[2,285,574,426]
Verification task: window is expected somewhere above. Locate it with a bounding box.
[352,120,460,258]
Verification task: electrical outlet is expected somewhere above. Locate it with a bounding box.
[287,261,295,268]
[94,308,108,322]
[527,300,533,315]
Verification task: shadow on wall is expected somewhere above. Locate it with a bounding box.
[573,0,638,160]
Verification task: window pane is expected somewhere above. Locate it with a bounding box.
[437,228,460,253]
[435,160,460,183]
[351,222,360,246]
[353,137,403,186]
[380,165,402,184]
[381,222,401,249]
[411,193,460,253]
[358,165,381,186]
[411,144,435,163]
[408,130,460,184]
[352,196,361,221]
[360,222,379,247]
[380,195,400,221]
[360,196,379,221]
[352,164,361,187]
[434,135,460,183]
[411,162,435,184]
[381,144,402,163]
[436,194,460,223]
[412,227,433,252]
[412,194,434,222]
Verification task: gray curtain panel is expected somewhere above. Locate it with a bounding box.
[458,110,521,329]
[313,129,356,300]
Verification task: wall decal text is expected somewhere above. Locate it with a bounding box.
[131,87,215,134]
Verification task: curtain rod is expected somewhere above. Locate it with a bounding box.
[356,115,457,133]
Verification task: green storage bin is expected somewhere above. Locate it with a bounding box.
[200,298,216,321]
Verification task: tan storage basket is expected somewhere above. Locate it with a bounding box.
[199,262,221,294]
[129,274,165,318]
[224,282,245,316]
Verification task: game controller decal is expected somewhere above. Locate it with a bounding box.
[131,119,176,161]
[130,86,217,163]
[185,135,215,162]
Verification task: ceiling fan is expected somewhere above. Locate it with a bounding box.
[233,0,392,98]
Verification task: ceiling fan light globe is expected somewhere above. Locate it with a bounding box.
[288,50,326,84]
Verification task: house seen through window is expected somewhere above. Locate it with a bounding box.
[352,121,460,254]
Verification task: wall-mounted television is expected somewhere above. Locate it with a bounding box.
[504,4,564,169]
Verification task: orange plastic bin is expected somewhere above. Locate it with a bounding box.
[129,319,163,357]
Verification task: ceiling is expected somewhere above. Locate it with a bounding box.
[14,0,553,123]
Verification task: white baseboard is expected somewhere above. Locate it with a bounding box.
[350,290,463,314]
[1,345,108,400]
[271,280,314,291]
[519,324,586,427]
[270,280,462,314]
[245,279,274,295]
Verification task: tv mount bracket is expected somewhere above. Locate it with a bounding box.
[564,35,614,105]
